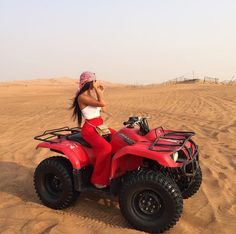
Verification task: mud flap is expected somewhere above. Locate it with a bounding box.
[73,165,93,191]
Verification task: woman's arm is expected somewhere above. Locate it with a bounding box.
[78,81,105,107]
[94,86,105,106]
[92,81,113,117]
[78,93,105,107]
[93,82,111,115]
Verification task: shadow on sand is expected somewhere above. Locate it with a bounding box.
[0,161,128,228]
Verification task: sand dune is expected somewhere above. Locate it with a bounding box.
[0,77,125,88]
[0,79,236,233]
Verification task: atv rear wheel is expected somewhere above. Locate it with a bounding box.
[178,166,202,199]
[119,170,183,233]
[34,156,79,209]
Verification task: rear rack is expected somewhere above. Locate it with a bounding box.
[34,126,81,143]
[149,127,195,153]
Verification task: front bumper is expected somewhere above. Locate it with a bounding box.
[181,146,199,176]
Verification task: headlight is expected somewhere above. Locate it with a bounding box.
[171,152,179,162]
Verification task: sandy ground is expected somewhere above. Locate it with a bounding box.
[0,78,236,234]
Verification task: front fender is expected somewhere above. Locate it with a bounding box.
[111,142,181,178]
[35,140,89,169]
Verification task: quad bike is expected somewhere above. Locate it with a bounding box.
[34,116,202,233]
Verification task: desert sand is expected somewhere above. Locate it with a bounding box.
[0,78,235,234]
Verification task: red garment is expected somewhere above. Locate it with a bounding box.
[81,117,116,186]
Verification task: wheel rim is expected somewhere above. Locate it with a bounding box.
[44,173,63,197]
[132,189,164,219]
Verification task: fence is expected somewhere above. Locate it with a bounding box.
[203,76,219,84]
[221,76,236,85]
[162,75,236,85]
[163,76,201,85]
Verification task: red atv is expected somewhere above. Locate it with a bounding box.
[34,116,202,233]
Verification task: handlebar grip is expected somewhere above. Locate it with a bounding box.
[123,121,132,125]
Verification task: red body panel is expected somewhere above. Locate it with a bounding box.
[36,139,95,169]
[110,140,182,179]
[35,127,196,179]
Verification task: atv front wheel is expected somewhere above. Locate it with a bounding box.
[178,166,202,199]
[119,170,183,233]
[34,156,79,209]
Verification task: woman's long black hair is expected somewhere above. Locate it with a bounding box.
[70,81,93,127]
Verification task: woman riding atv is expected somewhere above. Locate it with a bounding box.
[34,74,201,233]
[71,71,116,189]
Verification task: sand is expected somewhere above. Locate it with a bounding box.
[0,78,235,234]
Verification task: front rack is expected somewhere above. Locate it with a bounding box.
[149,127,195,153]
[34,126,81,143]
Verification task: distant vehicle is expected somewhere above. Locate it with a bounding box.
[34,116,202,233]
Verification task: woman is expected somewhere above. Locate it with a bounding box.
[71,71,115,189]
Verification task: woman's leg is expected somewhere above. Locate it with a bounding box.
[81,126,112,186]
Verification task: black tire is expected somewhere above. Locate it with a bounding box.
[180,166,202,199]
[34,156,79,209]
[119,170,183,233]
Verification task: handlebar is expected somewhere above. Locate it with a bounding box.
[123,121,133,125]
[123,116,150,135]
[123,116,149,126]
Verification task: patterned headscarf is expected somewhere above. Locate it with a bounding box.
[78,71,96,91]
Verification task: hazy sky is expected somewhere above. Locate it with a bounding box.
[1,0,235,84]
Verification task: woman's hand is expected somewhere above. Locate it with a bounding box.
[98,84,104,92]
[92,80,100,89]
[93,80,104,93]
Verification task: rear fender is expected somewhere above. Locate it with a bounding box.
[111,144,181,178]
[35,140,89,169]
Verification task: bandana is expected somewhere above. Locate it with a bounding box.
[78,71,96,91]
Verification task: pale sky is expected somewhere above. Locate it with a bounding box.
[0,0,235,84]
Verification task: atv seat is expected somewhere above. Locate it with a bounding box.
[66,132,92,148]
